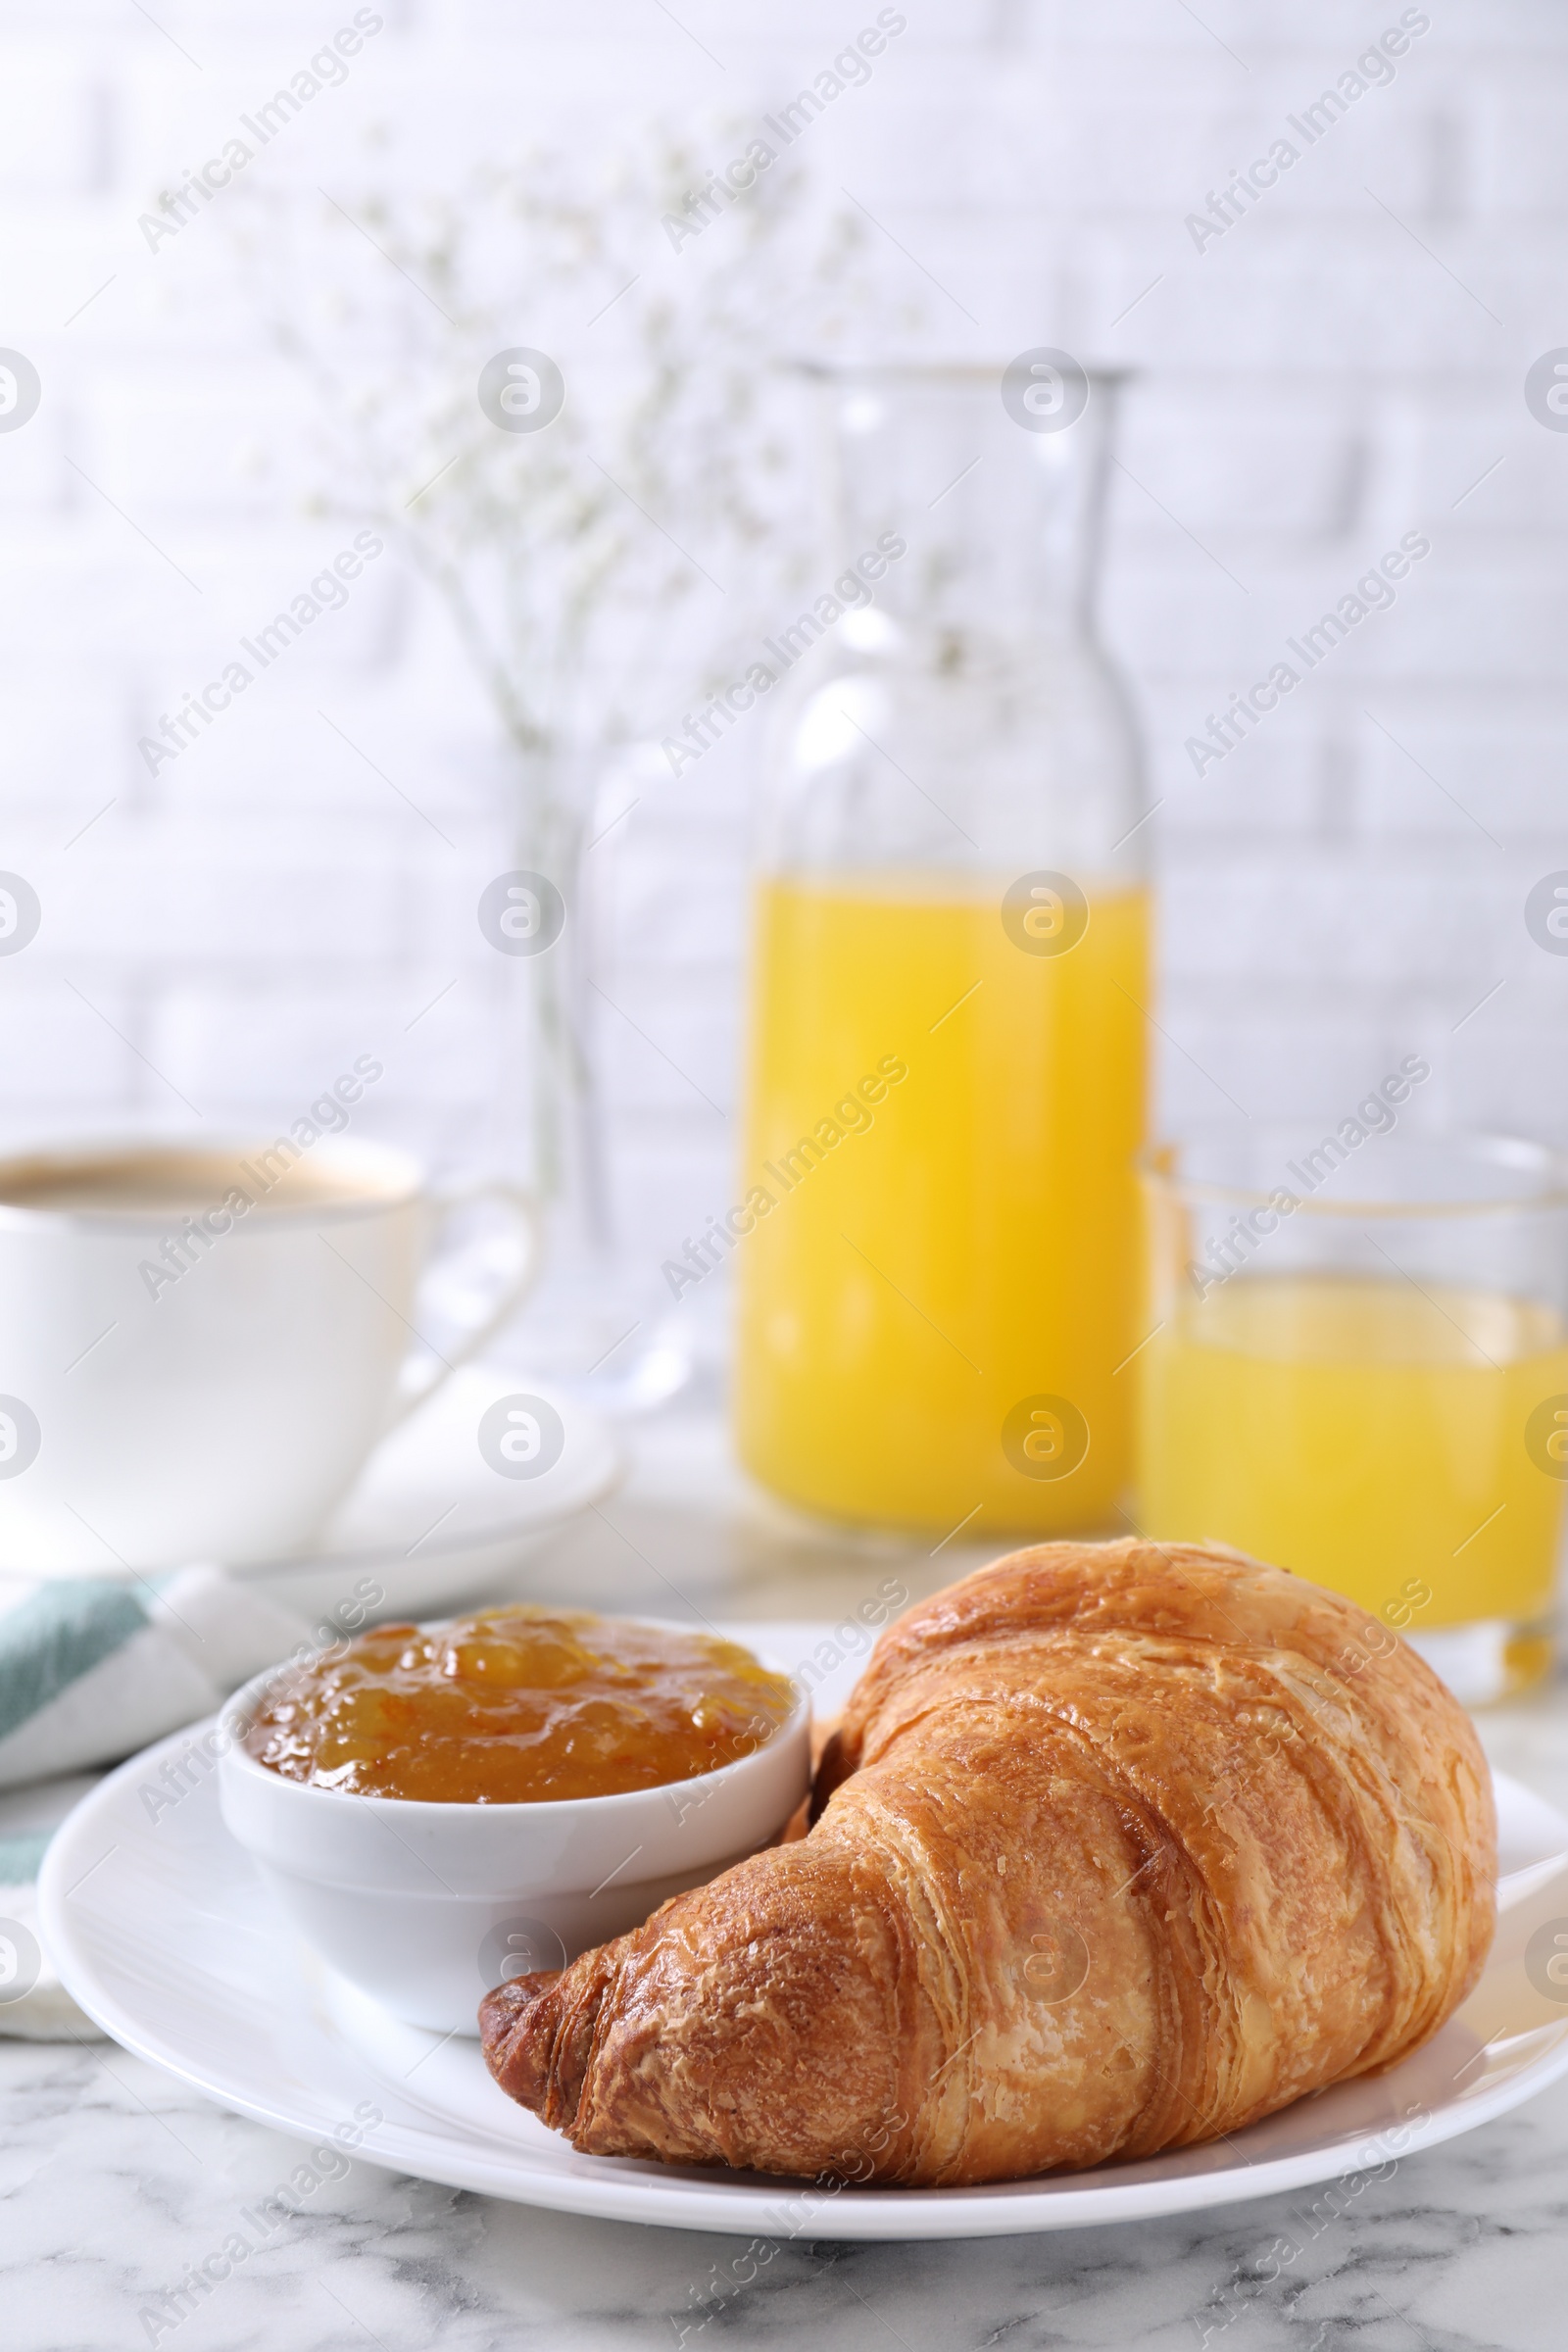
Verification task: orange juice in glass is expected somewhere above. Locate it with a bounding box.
[1136,1131,1568,1702]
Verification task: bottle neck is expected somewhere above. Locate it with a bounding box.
[824,371,1117,647]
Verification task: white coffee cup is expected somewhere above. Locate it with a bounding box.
[0,1133,538,1574]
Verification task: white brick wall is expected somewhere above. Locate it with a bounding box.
[0,0,1565,1292]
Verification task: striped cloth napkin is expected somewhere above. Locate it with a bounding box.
[0,1565,313,2038]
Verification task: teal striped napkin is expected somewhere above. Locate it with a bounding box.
[0,1565,313,2037]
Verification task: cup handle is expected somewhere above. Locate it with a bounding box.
[385,1183,541,1431]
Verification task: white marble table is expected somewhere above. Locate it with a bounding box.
[6,1407,1568,2352]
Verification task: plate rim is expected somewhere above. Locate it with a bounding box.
[39,1733,1568,2241]
[20,1372,623,1587]
[267,1381,625,1574]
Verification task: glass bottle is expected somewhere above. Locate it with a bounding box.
[733,359,1150,1534]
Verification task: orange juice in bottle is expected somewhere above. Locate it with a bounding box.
[733,362,1149,1533]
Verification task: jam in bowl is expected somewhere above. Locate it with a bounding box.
[242,1605,800,1803]
[218,1609,810,2035]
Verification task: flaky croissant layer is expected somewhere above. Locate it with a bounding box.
[481,1541,1495,2185]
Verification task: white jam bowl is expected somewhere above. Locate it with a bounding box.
[218,1642,811,2035]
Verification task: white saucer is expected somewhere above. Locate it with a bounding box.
[40,1626,1568,2239]
[229,1364,621,1620]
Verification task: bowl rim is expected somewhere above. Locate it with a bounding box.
[217,1619,812,1825]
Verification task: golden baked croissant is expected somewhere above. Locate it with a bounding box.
[481,1540,1495,2185]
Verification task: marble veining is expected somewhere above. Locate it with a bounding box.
[3,2033,1567,2351]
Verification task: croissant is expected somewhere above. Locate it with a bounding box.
[480,1540,1495,2185]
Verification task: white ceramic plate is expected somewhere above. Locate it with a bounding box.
[40,1629,1568,2240]
[224,1365,621,1621]
[15,1365,622,1624]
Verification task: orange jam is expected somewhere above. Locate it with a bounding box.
[243,1606,797,1803]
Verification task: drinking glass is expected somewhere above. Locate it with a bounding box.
[1136,1129,1568,1703]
